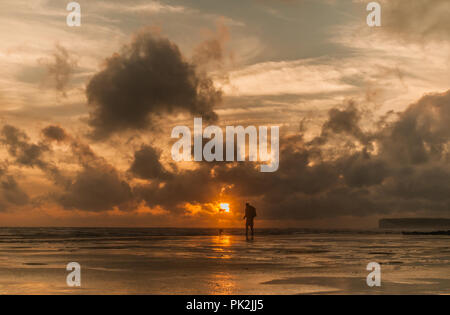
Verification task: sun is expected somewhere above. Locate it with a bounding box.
[219,203,230,213]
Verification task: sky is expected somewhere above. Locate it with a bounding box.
[0,0,449,228]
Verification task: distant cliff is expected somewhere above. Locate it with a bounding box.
[379,218,450,229]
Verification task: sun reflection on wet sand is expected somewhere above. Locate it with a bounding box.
[213,235,232,247]
[208,235,237,294]
[209,235,232,259]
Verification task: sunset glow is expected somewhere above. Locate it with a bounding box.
[219,203,230,213]
[0,0,448,297]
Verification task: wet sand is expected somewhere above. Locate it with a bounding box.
[0,228,448,294]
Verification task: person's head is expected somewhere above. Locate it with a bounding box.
[246,202,249,206]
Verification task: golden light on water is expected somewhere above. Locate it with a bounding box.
[219,203,230,213]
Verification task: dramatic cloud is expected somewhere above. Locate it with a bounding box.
[1,0,448,227]
[53,130,136,212]
[86,31,221,139]
[2,124,135,212]
[311,101,369,146]
[0,125,63,183]
[323,103,364,138]
[42,125,68,142]
[59,165,134,212]
[129,145,171,180]
[378,90,450,165]
[132,90,450,220]
[1,89,448,220]
[0,167,29,211]
[135,165,221,210]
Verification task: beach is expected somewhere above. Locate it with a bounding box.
[0,228,448,294]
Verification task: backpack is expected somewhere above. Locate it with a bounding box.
[248,205,256,217]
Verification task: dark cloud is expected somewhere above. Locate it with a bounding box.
[0,125,63,182]
[129,145,171,180]
[2,124,135,212]
[55,130,135,212]
[1,125,44,166]
[310,101,369,146]
[0,167,29,211]
[59,165,134,212]
[378,90,450,165]
[135,165,220,211]
[338,152,389,188]
[133,90,450,220]
[382,166,450,202]
[322,102,366,139]
[42,125,68,142]
[2,89,449,220]
[86,31,221,139]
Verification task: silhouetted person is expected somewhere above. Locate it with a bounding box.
[243,202,256,240]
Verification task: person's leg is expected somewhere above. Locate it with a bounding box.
[245,223,249,239]
[250,222,254,238]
